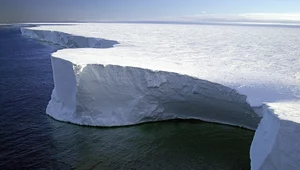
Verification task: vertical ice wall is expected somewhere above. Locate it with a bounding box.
[251,102,300,170]
[46,56,260,129]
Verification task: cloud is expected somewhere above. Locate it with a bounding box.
[240,13,300,22]
[158,13,300,24]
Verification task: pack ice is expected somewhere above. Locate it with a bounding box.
[21,23,300,170]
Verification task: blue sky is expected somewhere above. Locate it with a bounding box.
[0,0,300,23]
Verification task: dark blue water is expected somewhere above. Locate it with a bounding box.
[0,26,254,170]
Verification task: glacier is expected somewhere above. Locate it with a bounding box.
[21,23,300,170]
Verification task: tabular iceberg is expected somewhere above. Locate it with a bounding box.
[21,23,300,170]
[48,52,259,128]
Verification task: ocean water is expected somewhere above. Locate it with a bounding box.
[0,26,254,170]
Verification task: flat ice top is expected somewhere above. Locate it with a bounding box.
[30,23,300,108]
[266,101,300,122]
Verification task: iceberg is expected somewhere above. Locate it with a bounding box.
[251,102,300,170]
[47,49,259,128]
[21,23,300,170]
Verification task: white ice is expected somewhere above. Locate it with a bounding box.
[21,23,300,170]
[250,101,300,170]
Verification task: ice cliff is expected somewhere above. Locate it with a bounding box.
[48,53,258,129]
[21,27,119,48]
[250,102,300,170]
[21,24,300,170]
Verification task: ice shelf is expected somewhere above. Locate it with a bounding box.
[21,23,300,170]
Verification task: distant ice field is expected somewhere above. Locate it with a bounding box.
[27,23,300,106]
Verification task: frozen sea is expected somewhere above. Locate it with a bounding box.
[0,25,256,169]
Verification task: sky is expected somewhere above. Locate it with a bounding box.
[1,0,300,23]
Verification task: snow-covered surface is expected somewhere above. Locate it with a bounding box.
[21,23,300,107]
[21,23,300,170]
